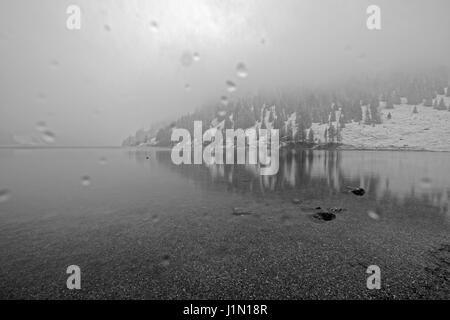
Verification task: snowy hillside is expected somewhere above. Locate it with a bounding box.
[311,95,450,151]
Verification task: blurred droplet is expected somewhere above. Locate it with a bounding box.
[420,177,432,189]
[226,80,236,93]
[41,130,56,144]
[0,189,11,203]
[344,44,352,52]
[36,121,47,132]
[161,255,170,267]
[50,59,60,67]
[367,210,380,220]
[98,157,107,165]
[218,110,227,117]
[150,20,159,32]
[220,96,228,106]
[37,92,47,101]
[104,24,111,32]
[260,38,266,45]
[81,176,91,186]
[236,62,248,78]
[184,83,191,92]
[152,214,159,223]
[180,52,193,67]
[193,52,200,62]
[358,53,366,60]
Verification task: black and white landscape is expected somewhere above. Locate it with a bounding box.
[0,0,449,300]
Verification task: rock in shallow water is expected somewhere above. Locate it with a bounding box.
[329,207,346,213]
[232,207,253,216]
[348,187,366,196]
[311,211,336,222]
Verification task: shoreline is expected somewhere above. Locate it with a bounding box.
[129,143,450,153]
[1,144,448,152]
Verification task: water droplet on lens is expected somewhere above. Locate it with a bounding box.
[220,96,228,106]
[42,130,56,144]
[367,210,380,220]
[99,157,107,165]
[152,214,159,223]
[236,62,248,78]
[0,189,11,203]
[81,176,91,186]
[180,52,193,67]
[193,52,200,61]
[36,121,47,132]
[226,80,236,92]
[150,20,159,32]
[104,24,111,32]
[184,83,191,91]
[218,110,227,117]
[50,59,60,67]
[37,92,47,101]
[420,177,432,189]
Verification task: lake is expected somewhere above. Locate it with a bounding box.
[0,148,449,299]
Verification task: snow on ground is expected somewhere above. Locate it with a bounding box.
[311,95,450,151]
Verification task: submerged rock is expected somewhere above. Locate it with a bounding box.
[291,198,301,204]
[311,211,336,222]
[232,207,253,216]
[329,207,346,213]
[348,187,365,196]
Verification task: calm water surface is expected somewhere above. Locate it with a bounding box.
[0,148,449,299]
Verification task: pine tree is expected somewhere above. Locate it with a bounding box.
[363,106,371,125]
[307,128,315,144]
[268,110,275,123]
[387,112,392,120]
[412,105,418,114]
[339,113,346,128]
[371,100,382,124]
[155,127,172,146]
[329,103,337,122]
[435,97,447,110]
[295,123,306,143]
[327,124,336,143]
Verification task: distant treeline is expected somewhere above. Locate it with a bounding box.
[122,67,450,147]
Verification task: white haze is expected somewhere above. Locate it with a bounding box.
[0,0,449,145]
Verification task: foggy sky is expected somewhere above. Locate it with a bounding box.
[0,0,449,146]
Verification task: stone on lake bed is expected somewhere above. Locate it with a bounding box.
[311,211,336,222]
[329,207,346,213]
[291,198,301,204]
[232,207,253,216]
[347,187,366,196]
